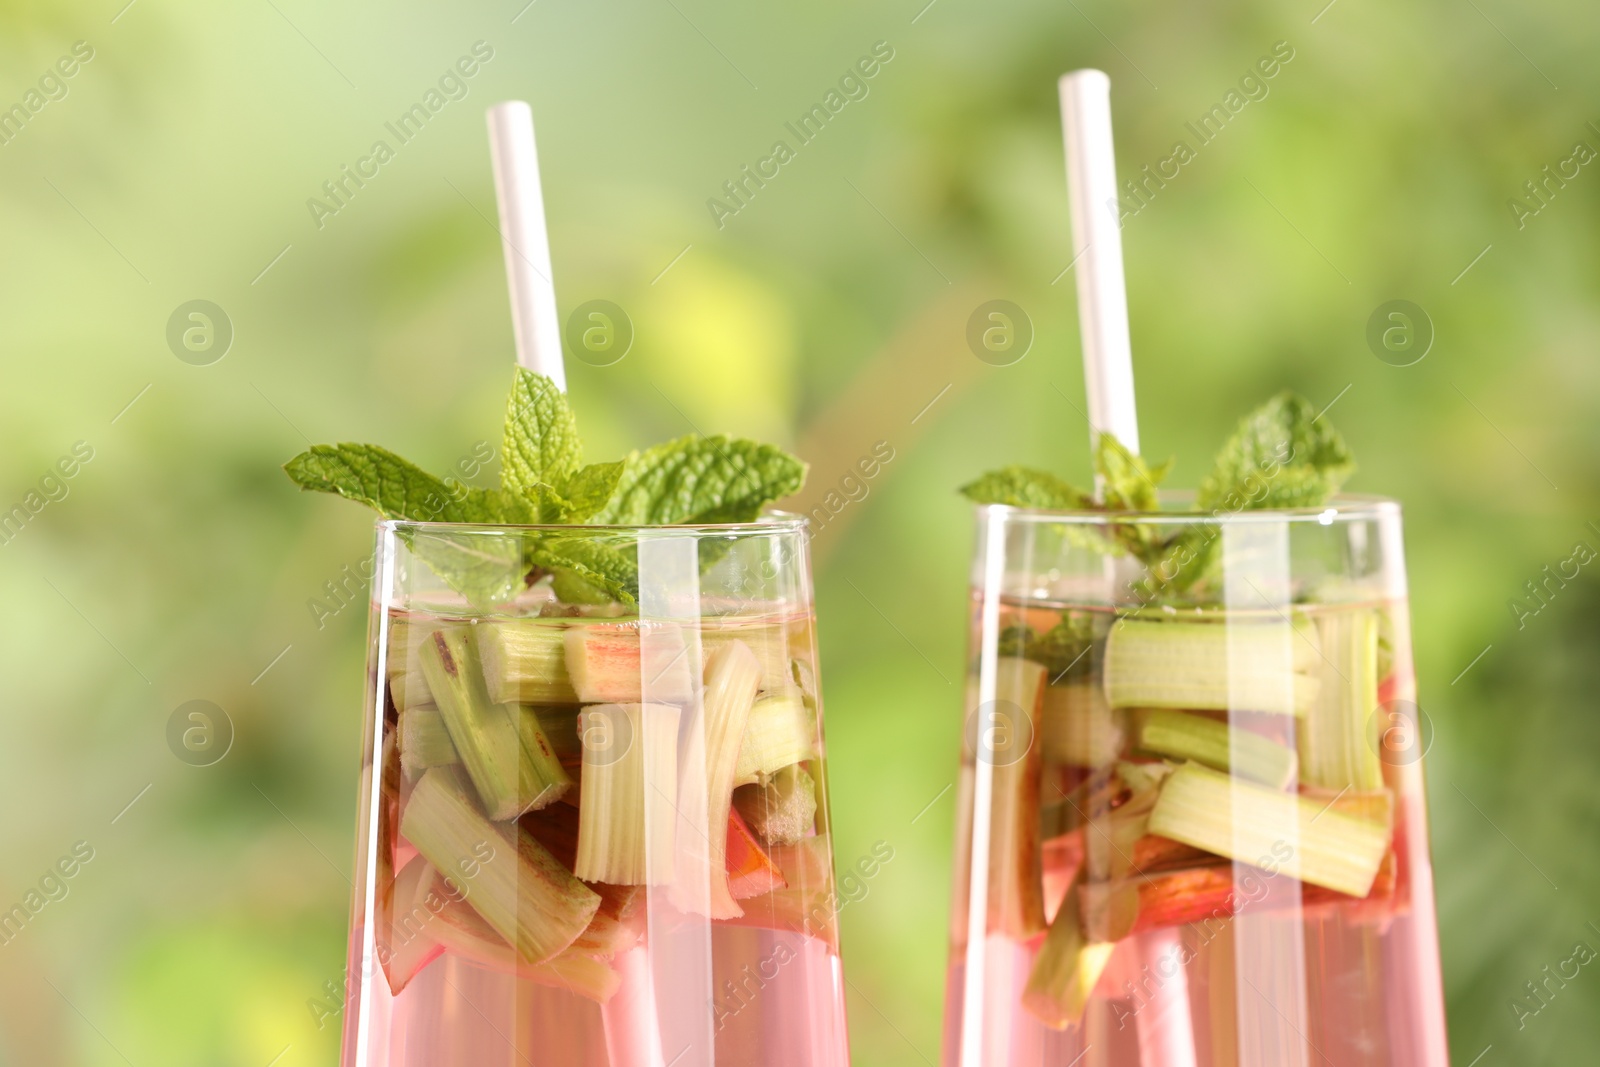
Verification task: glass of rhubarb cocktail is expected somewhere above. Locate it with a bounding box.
[944,497,1449,1067]
[343,516,848,1067]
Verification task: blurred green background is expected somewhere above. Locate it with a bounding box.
[2,0,1596,1063]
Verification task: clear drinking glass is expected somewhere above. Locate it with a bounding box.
[942,497,1449,1067]
[341,517,849,1067]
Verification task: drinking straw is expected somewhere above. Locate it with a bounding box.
[486,102,667,1067]
[1059,70,1197,1066]
[1058,71,1140,457]
[487,101,567,390]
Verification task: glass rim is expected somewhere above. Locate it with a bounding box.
[975,492,1401,525]
[376,509,810,537]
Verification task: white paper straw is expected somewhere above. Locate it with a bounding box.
[487,101,567,390]
[1058,70,1139,455]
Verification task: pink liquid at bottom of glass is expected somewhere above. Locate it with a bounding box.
[941,896,1450,1067]
[343,922,850,1067]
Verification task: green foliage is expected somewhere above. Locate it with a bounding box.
[1196,391,1355,511]
[592,434,807,525]
[958,465,1094,510]
[1095,433,1171,513]
[958,393,1357,598]
[284,369,806,604]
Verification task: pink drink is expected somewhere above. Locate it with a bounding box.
[943,502,1450,1067]
[340,521,850,1067]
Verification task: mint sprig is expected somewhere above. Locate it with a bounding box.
[284,368,808,605]
[959,391,1356,598]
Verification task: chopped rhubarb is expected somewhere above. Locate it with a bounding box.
[378,853,446,995]
[722,833,836,943]
[1147,762,1389,898]
[400,768,600,964]
[733,763,818,847]
[704,626,793,692]
[733,689,818,786]
[1298,608,1384,791]
[1079,849,1398,937]
[398,705,459,777]
[725,807,787,900]
[672,640,762,919]
[1040,683,1123,768]
[1021,882,1117,1030]
[476,618,580,704]
[564,622,696,704]
[1104,617,1320,715]
[417,867,622,1003]
[1136,708,1298,790]
[573,703,682,885]
[419,628,571,819]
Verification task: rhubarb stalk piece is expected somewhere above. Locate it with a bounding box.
[379,853,446,995]
[1298,608,1384,791]
[1040,683,1122,767]
[477,619,581,704]
[733,689,819,786]
[1136,708,1298,790]
[1104,618,1320,715]
[1021,882,1116,1029]
[564,623,696,704]
[974,656,1047,940]
[399,705,460,777]
[386,618,437,713]
[573,702,682,885]
[724,833,837,941]
[417,868,622,1002]
[1147,762,1388,898]
[419,628,571,819]
[704,626,793,692]
[672,640,762,919]
[400,768,600,964]
[1079,850,1399,937]
[733,763,818,847]
[725,807,788,899]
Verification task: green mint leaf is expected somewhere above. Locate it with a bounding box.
[1093,433,1174,564]
[593,435,807,526]
[501,368,582,493]
[958,466,1094,510]
[283,445,528,604]
[1094,433,1172,512]
[529,533,639,605]
[558,461,627,523]
[284,444,499,523]
[1196,391,1355,512]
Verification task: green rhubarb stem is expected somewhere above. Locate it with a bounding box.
[733,689,818,786]
[419,627,570,819]
[400,768,600,964]
[1021,882,1117,1030]
[1146,762,1388,898]
[573,702,682,885]
[1298,608,1385,792]
[672,639,762,920]
[1104,617,1320,715]
[1137,708,1298,790]
[477,619,580,705]
[399,705,460,777]
[417,866,622,1002]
